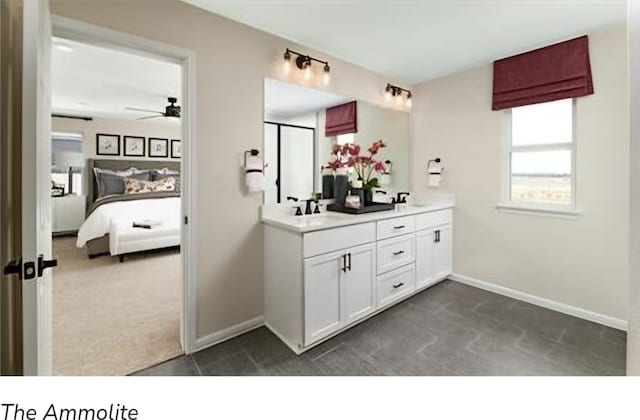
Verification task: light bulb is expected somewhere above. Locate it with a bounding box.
[283,50,291,75]
[304,65,312,80]
[385,90,392,102]
[396,92,403,105]
[323,63,330,86]
[406,93,412,108]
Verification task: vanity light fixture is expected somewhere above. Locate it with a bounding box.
[385,83,412,107]
[283,48,331,85]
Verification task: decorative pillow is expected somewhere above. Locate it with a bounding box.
[151,170,181,193]
[124,177,176,194]
[94,169,151,198]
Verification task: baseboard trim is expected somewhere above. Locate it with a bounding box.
[449,273,628,331]
[192,316,265,353]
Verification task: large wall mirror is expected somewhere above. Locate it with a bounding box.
[263,78,410,204]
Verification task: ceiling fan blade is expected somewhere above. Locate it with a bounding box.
[125,107,163,114]
[137,115,164,120]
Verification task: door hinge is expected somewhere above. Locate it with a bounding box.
[184,216,189,225]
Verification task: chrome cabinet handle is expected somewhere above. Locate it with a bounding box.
[392,282,404,289]
[392,250,405,256]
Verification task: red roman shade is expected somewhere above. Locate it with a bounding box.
[492,35,594,111]
[325,101,357,136]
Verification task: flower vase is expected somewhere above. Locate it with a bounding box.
[334,169,349,206]
[322,173,335,199]
[363,189,373,206]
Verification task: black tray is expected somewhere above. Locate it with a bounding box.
[327,202,395,214]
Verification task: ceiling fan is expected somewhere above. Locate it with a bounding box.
[125,97,181,120]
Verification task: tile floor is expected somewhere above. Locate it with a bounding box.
[134,280,626,376]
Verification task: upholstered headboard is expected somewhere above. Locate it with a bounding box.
[86,159,181,207]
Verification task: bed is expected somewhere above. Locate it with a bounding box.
[76,159,181,260]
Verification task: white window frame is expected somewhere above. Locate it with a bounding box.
[498,99,581,219]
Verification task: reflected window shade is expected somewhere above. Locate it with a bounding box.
[492,36,594,111]
[325,101,357,137]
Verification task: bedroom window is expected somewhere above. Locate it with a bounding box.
[500,99,578,216]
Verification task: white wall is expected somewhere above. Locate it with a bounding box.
[52,116,181,162]
[411,26,629,321]
[52,0,409,341]
[357,101,410,193]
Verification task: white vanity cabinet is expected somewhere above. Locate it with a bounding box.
[263,205,454,354]
[416,223,453,290]
[304,243,375,345]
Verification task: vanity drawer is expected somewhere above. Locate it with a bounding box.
[377,264,415,309]
[303,222,376,258]
[415,209,452,231]
[377,234,415,274]
[377,216,415,240]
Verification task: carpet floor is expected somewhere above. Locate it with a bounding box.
[52,237,183,376]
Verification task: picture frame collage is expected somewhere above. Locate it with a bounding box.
[96,133,181,159]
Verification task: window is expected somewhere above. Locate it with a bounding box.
[336,133,355,146]
[502,98,576,214]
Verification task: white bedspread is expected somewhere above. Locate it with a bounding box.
[76,197,181,248]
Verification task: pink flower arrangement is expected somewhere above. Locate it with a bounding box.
[323,139,387,190]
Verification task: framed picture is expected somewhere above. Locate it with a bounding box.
[171,139,182,159]
[123,136,145,157]
[96,134,120,156]
[148,137,169,158]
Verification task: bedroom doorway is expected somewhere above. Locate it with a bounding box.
[48,20,196,375]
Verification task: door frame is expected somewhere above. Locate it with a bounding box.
[51,16,198,354]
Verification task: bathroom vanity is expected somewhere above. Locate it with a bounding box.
[262,201,454,354]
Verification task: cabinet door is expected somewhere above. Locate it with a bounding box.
[304,250,345,345]
[415,229,436,290]
[342,243,375,325]
[433,225,453,279]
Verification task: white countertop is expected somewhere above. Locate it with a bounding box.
[261,199,455,233]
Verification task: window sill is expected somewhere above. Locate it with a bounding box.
[496,203,581,220]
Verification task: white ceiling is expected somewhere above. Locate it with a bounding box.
[182,0,626,84]
[265,78,350,119]
[52,37,182,121]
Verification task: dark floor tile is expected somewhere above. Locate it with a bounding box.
[192,338,242,370]
[236,327,296,365]
[440,349,497,376]
[340,321,394,357]
[197,351,263,376]
[260,354,325,376]
[497,300,569,341]
[132,356,199,376]
[301,334,345,361]
[312,343,384,376]
[377,354,457,376]
[516,332,558,358]
[405,290,449,313]
[183,279,626,377]
[602,327,627,345]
